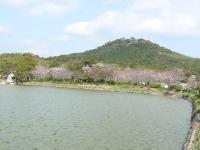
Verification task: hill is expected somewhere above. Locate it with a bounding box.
[45,38,200,75]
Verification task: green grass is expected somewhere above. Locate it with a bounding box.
[23,81,167,96]
[194,124,200,150]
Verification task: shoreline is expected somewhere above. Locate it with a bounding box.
[22,81,197,150]
[22,81,181,97]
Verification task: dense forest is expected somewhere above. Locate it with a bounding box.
[0,38,200,84]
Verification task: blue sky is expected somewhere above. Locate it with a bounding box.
[0,0,199,58]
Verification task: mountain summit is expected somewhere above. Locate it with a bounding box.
[46,38,200,75]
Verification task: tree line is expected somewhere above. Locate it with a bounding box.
[0,53,37,81]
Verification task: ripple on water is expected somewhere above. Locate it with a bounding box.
[0,85,192,150]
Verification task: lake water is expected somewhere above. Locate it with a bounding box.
[0,85,192,150]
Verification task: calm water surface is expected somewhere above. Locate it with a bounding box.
[0,85,192,150]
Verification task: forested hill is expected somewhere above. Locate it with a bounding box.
[46,38,200,75]
[0,38,200,80]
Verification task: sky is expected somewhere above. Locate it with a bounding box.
[0,0,200,58]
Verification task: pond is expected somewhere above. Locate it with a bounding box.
[0,85,192,150]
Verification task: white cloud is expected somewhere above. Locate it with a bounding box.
[0,0,25,7]
[64,0,200,37]
[0,0,78,15]
[64,11,118,36]
[0,26,8,33]
[30,1,76,15]
[132,0,171,11]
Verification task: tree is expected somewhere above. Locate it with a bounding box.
[15,54,37,80]
[0,53,37,81]
[32,65,49,79]
[83,63,117,83]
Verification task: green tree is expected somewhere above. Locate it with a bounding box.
[0,53,37,81]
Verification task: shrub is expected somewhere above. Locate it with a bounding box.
[197,84,200,93]
[150,84,161,89]
[175,85,183,92]
[106,80,116,85]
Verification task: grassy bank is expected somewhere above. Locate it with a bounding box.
[22,81,177,96]
[193,123,200,149]
[190,94,200,150]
